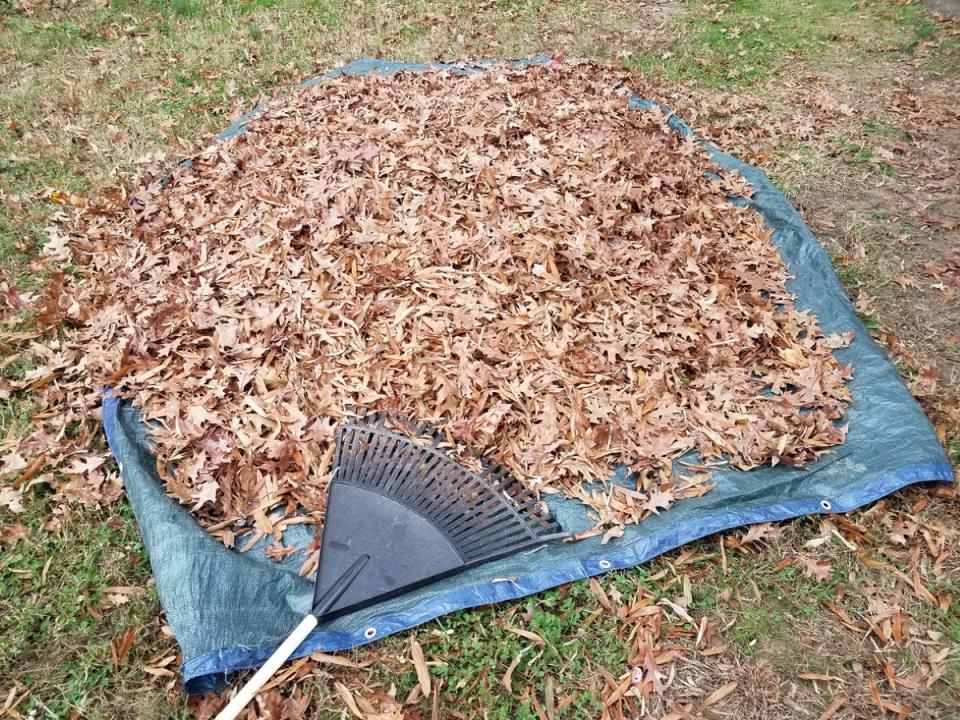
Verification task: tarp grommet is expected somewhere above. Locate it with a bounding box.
[598,560,612,570]
[364,627,377,639]
[820,500,833,512]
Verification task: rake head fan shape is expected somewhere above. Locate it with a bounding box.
[216,411,567,719]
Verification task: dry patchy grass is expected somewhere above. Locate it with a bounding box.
[1,1,959,718]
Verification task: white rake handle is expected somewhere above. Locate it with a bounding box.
[211,553,370,720]
[213,614,318,720]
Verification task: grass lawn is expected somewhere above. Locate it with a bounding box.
[1,0,959,718]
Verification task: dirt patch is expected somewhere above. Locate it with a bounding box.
[923,0,960,18]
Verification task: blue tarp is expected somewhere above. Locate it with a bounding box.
[101,59,954,695]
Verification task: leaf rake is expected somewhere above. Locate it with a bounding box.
[215,410,567,719]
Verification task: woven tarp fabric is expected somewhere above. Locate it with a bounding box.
[100,59,954,696]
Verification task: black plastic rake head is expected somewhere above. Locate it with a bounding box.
[311,410,567,619]
[214,411,568,720]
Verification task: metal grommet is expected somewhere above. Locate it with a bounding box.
[598,559,612,570]
[820,499,832,512]
[364,627,377,639]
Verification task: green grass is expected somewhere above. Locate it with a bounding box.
[0,498,188,719]
[837,136,873,164]
[243,0,280,10]
[400,23,428,41]
[625,0,949,86]
[861,120,907,141]
[171,0,206,19]
[831,133,897,176]
[0,16,89,64]
[0,155,88,290]
[369,582,629,718]
[925,31,960,75]
[949,440,960,468]
[900,12,937,56]
[305,0,347,29]
[1,0,958,716]
[338,566,689,718]
[0,394,32,442]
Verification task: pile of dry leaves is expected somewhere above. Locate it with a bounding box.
[6,62,853,550]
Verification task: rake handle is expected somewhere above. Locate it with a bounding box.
[213,614,319,720]
[213,553,370,720]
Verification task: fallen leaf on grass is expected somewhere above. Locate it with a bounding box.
[894,274,920,289]
[702,681,738,708]
[739,522,781,545]
[508,627,545,645]
[798,555,834,582]
[102,593,130,607]
[798,672,845,683]
[658,597,694,625]
[817,693,848,720]
[143,665,176,679]
[334,682,363,719]
[110,626,137,671]
[503,646,530,694]
[0,521,30,547]
[0,487,24,514]
[589,577,612,610]
[410,637,431,696]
